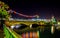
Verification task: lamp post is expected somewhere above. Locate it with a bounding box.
[35,15,39,24]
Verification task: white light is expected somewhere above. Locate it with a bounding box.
[16,25,20,28]
[32,19,35,21]
[11,26,15,29]
[10,18,14,20]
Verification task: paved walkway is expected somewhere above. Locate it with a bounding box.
[0,30,4,38]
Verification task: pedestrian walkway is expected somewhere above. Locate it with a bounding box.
[0,30,4,38]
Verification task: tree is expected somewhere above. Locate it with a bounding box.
[0,1,9,30]
[0,1,9,19]
[50,16,57,24]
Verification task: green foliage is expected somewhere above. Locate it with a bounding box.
[4,25,15,38]
[51,17,57,24]
[0,1,9,20]
[0,1,9,9]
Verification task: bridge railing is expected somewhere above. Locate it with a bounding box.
[3,24,22,38]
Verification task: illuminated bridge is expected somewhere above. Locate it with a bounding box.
[4,18,59,38]
[5,18,50,26]
[4,10,59,38]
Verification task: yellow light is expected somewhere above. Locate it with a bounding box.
[0,1,1,4]
[58,22,60,25]
[40,22,44,25]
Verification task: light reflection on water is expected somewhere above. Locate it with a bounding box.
[39,27,60,38]
[12,25,60,38]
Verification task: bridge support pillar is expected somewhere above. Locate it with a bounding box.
[30,24,32,28]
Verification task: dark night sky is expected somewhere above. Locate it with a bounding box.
[1,0,60,19]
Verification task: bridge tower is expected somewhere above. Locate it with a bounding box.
[35,15,39,19]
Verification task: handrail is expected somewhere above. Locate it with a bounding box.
[7,27,22,38]
[4,24,22,38]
